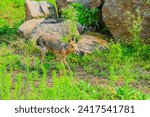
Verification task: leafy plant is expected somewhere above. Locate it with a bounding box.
[62,5,78,22]
[71,3,100,30]
[61,6,80,39]
[126,8,142,46]
[62,2,100,31]
[126,7,150,61]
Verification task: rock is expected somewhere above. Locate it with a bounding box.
[25,0,56,20]
[89,0,104,8]
[102,0,150,42]
[73,0,103,8]
[31,20,80,40]
[18,19,44,38]
[25,0,45,20]
[40,1,51,16]
[77,34,108,54]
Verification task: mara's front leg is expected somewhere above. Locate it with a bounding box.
[63,58,72,72]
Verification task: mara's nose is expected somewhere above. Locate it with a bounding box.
[76,49,80,55]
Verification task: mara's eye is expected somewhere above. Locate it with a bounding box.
[72,45,74,48]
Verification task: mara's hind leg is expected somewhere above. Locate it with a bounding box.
[40,47,46,63]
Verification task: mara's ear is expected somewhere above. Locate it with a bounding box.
[73,37,78,43]
[68,36,72,43]
[73,37,77,43]
[72,37,75,42]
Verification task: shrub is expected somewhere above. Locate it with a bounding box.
[62,2,100,31]
[71,2,100,30]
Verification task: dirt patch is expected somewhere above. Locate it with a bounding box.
[131,79,150,94]
[75,66,150,94]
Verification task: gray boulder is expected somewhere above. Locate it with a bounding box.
[18,19,44,38]
[25,0,56,21]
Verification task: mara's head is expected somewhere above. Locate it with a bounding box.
[68,36,80,54]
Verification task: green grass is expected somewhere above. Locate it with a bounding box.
[0,0,150,100]
[0,39,149,100]
[0,0,24,26]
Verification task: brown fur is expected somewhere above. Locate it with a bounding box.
[36,33,79,71]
